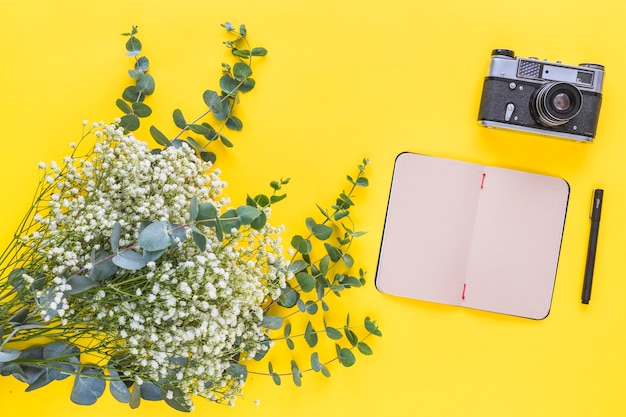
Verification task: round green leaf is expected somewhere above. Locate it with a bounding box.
[125,37,142,55]
[312,224,333,240]
[220,74,239,96]
[119,114,140,131]
[226,363,248,380]
[261,315,283,330]
[90,251,118,282]
[253,338,272,361]
[149,125,171,147]
[232,49,250,58]
[134,56,149,72]
[236,205,261,225]
[42,341,78,359]
[168,224,186,247]
[136,74,155,95]
[291,360,302,386]
[233,62,252,78]
[115,98,132,114]
[251,47,268,56]
[344,327,358,346]
[192,230,207,250]
[253,194,270,207]
[269,193,286,204]
[278,283,300,308]
[304,300,319,315]
[250,210,267,230]
[225,115,243,131]
[172,108,187,129]
[291,235,311,255]
[140,382,163,400]
[220,209,241,232]
[189,196,199,222]
[112,250,147,271]
[8,307,29,325]
[355,177,369,187]
[65,275,98,295]
[122,86,144,102]
[288,260,308,274]
[365,316,382,336]
[200,151,216,163]
[219,134,233,147]
[310,352,322,372]
[271,372,281,386]
[325,326,342,340]
[138,221,171,251]
[0,349,21,363]
[202,90,223,114]
[132,102,152,118]
[189,123,214,135]
[337,346,356,367]
[324,243,342,262]
[180,138,200,152]
[70,366,106,406]
[296,272,315,292]
[129,383,141,409]
[161,387,192,413]
[108,367,131,403]
[128,69,144,79]
[305,321,318,347]
[239,78,256,93]
[197,202,218,222]
[357,341,373,355]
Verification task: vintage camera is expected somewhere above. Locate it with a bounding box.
[477,49,604,142]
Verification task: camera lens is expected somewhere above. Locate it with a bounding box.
[553,93,570,111]
[532,82,583,127]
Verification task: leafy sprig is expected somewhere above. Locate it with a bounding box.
[116,24,266,164]
[247,158,381,386]
[116,26,154,132]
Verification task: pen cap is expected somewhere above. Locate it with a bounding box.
[591,189,604,221]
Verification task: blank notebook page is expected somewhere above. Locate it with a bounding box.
[375,152,569,319]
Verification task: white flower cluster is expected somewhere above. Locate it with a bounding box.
[21,123,289,406]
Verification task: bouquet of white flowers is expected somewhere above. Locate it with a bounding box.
[0,23,379,412]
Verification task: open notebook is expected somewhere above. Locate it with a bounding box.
[375,152,569,319]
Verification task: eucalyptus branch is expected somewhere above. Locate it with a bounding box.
[113,23,267,165]
[263,158,370,314]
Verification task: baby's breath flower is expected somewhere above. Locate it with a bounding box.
[15,123,288,407]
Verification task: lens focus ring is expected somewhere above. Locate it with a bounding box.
[533,82,583,127]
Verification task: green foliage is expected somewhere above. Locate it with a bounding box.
[71,365,106,405]
[336,344,356,367]
[248,159,381,387]
[127,22,267,163]
[117,26,154,132]
[0,342,80,397]
[268,362,281,385]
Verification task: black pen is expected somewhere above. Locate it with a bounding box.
[582,189,603,304]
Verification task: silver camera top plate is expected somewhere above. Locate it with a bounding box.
[488,52,604,93]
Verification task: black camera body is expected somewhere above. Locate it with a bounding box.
[478,49,604,142]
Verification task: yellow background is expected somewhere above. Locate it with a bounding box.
[1,0,626,416]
